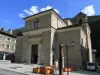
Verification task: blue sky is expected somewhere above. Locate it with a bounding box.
[0,0,100,31]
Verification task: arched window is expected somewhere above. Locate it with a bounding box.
[33,19,39,29]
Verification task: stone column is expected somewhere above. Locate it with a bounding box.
[28,45,31,64]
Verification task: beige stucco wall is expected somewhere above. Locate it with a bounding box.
[63,19,73,26]
[51,12,67,29]
[25,13,51,31]
[50,28,56,65]
[0,34,16,53]
[80,28,89,66]
[51,14,58,29]
[58,19,67,28]
[82,23,93,62]
[80,29,87,48]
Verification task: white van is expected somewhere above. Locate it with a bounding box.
[87,62,99,71]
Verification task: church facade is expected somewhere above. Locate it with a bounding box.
[13,9,93,67]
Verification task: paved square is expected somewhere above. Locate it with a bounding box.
[0,63,100,75]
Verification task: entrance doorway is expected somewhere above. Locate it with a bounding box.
[31,44,38,64]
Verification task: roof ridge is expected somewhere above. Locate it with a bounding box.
[24,9,53,19]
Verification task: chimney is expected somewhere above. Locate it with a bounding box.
[7,29,12,34]
[0,27,4,32]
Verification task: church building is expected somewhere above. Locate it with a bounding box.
[13,9,93,68]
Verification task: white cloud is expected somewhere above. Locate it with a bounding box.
[40,5,59,14]
[40,6,52,11]
[54,9,59,14]
[81,5,95,16]
[19,13,25,18]
[24,9,33,15]
[30,6,39,14]
[24,6,39,15]
[19,5,59,18]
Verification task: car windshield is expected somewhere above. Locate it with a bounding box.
[88,63,95,66]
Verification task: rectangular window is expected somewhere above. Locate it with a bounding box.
[7,45,10,48]
[7,38,11,42]
[33,19,39,29]
[2,44,5,48]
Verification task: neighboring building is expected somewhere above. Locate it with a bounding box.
[0,28,16,61]
[13,9,93,68]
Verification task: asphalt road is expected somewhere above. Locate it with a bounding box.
[0,69,26,75]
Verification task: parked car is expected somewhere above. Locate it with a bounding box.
[87,62,99,71]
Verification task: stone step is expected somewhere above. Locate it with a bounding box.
[0,60,11,64]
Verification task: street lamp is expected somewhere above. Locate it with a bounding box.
[59,42,63,75]
[59,41,74,75]
[66,41,74,75]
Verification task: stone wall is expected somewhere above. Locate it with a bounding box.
[56,28,82,67]
[21,35,30,63]
[15,28,52,65]
[15,36,23,62]
[39,30,51,65]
